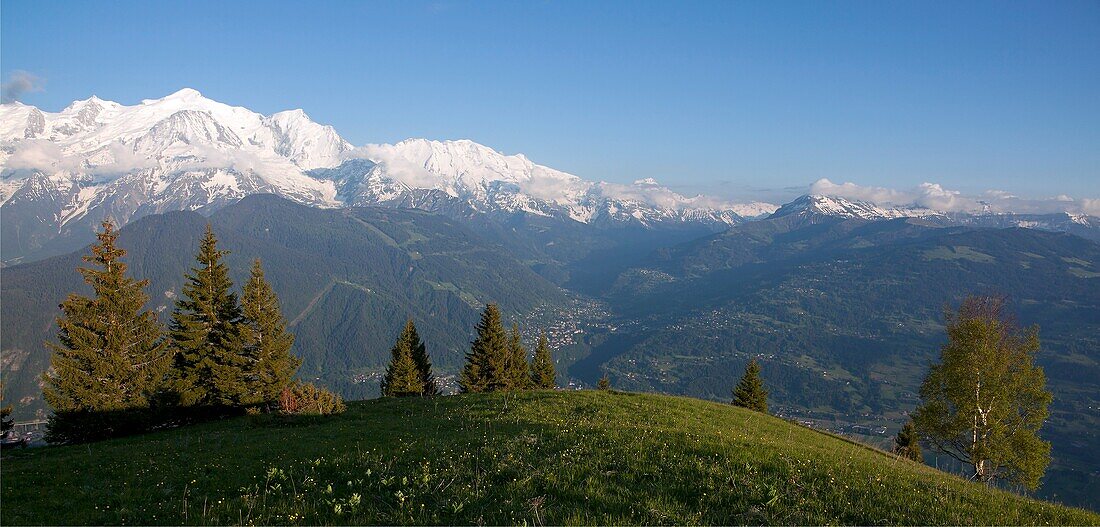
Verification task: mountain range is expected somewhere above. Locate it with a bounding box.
[3,88,1096,266]
[2,89,1099,509]
[0,88,774,265]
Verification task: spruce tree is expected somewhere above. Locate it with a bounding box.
[506,324,531,390]
[241,259,301,407]
[381,339,424,397]
[42,221,171,441]
[731,359,768,413]
[530,331,556,389]
[400,319,437,396]
[169,225,248,409]
[893,420,923,462]
[459,303,509,393]
[597,373,611,390]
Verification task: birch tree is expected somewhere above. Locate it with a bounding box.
[913,295,1052,489]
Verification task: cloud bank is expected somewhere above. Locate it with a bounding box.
[810,178,1099,216]
[3,139,158,176]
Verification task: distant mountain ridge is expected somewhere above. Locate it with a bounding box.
[0,89,772,264]
[2,89,1097,265]
[769,194,1100,240]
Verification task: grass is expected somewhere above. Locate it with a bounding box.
[2,391,1097,525]
[921,246,996,263]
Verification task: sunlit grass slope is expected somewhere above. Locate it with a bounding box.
[2,391,1096,525]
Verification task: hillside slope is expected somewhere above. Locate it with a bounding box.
[2,391,1096,525]
[0,195,572,415]
[594,216,1100,507]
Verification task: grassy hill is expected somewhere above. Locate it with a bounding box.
[2,391,1096,525]
[593,218,1100,507]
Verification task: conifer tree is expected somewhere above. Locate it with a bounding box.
[459,303,510,393]
[400,319,437,396]
[241,259,301,407]
[381,338,424,397]
[530,331,557,389]
[913,295,1051,489]
[506,324,531,390]
[893,420,923,462]
[732,359,768,413]
[597,373,611,390]
[42,221,171,441]
[169,225,248,409]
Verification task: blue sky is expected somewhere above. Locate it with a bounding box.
[2,0,1098,202]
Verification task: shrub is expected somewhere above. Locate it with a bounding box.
[279,383,346,415]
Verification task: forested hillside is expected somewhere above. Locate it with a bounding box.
[0,195,572,414]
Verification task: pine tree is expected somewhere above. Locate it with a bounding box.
[506,324,531,390]
[893,420,923,462]
[399,319,437,396]
[169,225,248,409]
[597,373,611,390]
[241,259,301,407]
[381,338,424,397]
[731,359,768,413]
[913,295,1052,489]
[459,304,510,393]
[42,221,171,441]
[530,331,556,389]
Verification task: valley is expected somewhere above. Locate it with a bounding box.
[2,89,1099,513]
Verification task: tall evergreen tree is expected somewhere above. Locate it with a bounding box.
[241,259,301,407]
[530,331,556,389]
[506,324,531,390]
[169,225,248,408]
[731,359,768,413]
[381,338,424,397]
[893,420,923,462]
[400,319,437,396]
[42,221,171,441]
[913,295,1052,489]
[459,303,510,393]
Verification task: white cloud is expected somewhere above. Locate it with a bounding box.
[1081,199,1100,216]
[4,139,83,172]
[597,179,733,210]
[344,144,451,190]
[85,142,158,175]
[5,140,160,178]
[809,178,912,205]
[810,178,1099,216]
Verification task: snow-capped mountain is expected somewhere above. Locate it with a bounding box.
[4,89,1095,264]
[769,194,945,222]
[767,194,1100,241]
[317,139,756,227]
[1,89,769,263]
